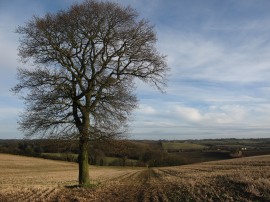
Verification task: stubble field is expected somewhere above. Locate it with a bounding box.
[0,153,270,201]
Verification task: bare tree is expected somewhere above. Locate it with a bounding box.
[12,0,168,186]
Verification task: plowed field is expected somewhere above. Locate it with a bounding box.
[0,153,270,201]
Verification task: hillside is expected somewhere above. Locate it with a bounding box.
[0,153,269,201]
[1,138,270,167]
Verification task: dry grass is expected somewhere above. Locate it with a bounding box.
[0,153,270,201]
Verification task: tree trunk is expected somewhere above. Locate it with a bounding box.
[78,136,90,186]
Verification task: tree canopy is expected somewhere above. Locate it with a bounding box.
[13,0,168,186]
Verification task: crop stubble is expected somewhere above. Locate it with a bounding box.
[0,154,270,201]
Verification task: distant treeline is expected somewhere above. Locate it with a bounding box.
[1,138,270,167]
[0,139,190,167]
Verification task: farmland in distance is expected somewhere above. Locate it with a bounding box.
[0,153,270,201]
[1,138,270,167]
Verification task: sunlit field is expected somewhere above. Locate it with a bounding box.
[0,153,269,201]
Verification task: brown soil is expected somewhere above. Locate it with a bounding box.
[0,153,270,201]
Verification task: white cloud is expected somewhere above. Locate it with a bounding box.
[174,106,203,122]
[137,104,157,115]
[170,104,261,126]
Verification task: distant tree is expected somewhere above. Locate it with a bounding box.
[107,139,130,166]
[12,0,168,186]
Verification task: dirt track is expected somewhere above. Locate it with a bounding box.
[1,154,270,202]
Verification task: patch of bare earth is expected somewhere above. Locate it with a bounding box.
[1,154,270,201]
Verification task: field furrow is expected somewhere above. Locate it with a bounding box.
[1,154,270,201]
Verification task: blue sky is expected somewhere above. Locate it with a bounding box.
[1,0,270,140]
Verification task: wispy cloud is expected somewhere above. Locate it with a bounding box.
[159,30,270,83]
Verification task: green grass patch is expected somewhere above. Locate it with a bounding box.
[162,142,207,151]
[41,153,78,162]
